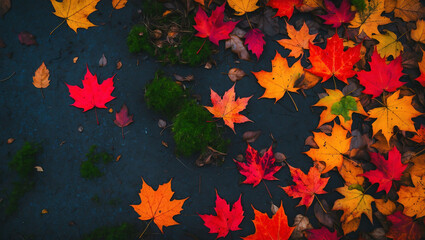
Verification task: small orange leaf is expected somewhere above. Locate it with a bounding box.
[33,62,50,89]
[277,21,317,58]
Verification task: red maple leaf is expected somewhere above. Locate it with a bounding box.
[307,33,361,84]
[193,3,239,45]
[114,104,133,139]
[387,211,424,240]
[319,0,355,28]
[66,66,115,124]
[308,227,340,240]
[244,28,265,60]
[362,147,407,193]
[199,190,244,238]
[234,144,282,187]
[411,125,425,144]
[281,165,329,208]
[267,0,302,19]
[357,49,406,98]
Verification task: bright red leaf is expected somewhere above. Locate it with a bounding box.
[307,33,361,84]
[234,144,282,187]
[319,0,355,28]
[199,190,244,238]
[281,165,329,208]
[193,3,239,45]
[244,28,265,60]
[308,227,340,240]
[362,146,407,193]
[357,49,406,98]
[267,0,302,19]
[114,104,133,139]
[387,211,424,240]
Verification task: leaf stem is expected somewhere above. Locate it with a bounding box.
[95,108,99,125]
[139,219,153,239]
[196,39,206,55]
[40,88,45,99]
[263,181,273,199]
[287,92,298,112]
[50,19,66,35]
[332,75,337,89]
[122,127,124,139]
[245,13,253,29]
[314,194,327,213]
[0,72,15,82]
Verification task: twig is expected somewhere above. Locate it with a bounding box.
[0,72,15,82]
[263,181,273,199]
[196,39,206,54]
[50,19,66,35]
[245,13,253,29]
[287,92,299,112]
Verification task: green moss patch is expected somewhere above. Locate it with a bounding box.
[80,145,113,179]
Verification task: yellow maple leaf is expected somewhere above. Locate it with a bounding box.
[305,123,351,173]
[339,159,364,186]
[33,62,50,89]
[333,185,375,224]
[372,30,403,59]
[312,89,367,132]
[375,198,396,215]
[130,178,188,233]
[277,21,317,58]
[50,0,100,33]
[112,0,127,9]
[227,0,259,15]
[397,175,425,218]
[411,20,425,44]
[349,0,391,37]
[385,0,425,22]
[368,90,422,145]
[252,51,303,107]
[408,154,425,177]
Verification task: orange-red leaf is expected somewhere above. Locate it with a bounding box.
[387,211,425,240]
[267,0,302,19]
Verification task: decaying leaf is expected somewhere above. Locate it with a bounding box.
[292,214,313,239]
[99,54,107,67]
[225,35,250,61]
[228,68,246,82]
[18,31,37,46]
[242,130,261,143]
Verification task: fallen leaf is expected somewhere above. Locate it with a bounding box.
[227,0,259,15]
[244,28,265,59]
[18,31,37,46]
[339,159,364,186]
[386,211,424,240]
[415,49,425,87]
[305,135,319,148]
[408,153,425,177]
[267,0,303,19]
[116,155,121,162]
[108,108,113,113]
[307,227,340,240]
[0,0,11,17]
[173,74,194,82]
[277,21,317,58]
[99,54,107,67]
[225,35,250,61]
[314,200,338,228]
[333,185,375,224]
[204,84,252,133]
[41,209,48,214]
[319,0,355,28]
[73,57,78,63]
[372,30,404,59]
[116,61,122,70]
[242,130,261,143]
[161,141,168,148]
[50,0,100,33]
[34,166,43,172]
[228,68,246,82]
[7,138,14,144]
[199,191,244,238]
[411,20,425,44]
[274,152,286,163]
[294,71,322,90]
[300,0,324,12]
[158,119,167,129]
[292,214,313,239]
[33,62,50,91]
[341,217,361,234]
[234,144,282,187]
[385,0,425,22]
[130,178,188,233]
[349,0,391,37]
[397,174,425,217]
[375,198,396,215]
[112,0,127,9]
[114,104,133,139]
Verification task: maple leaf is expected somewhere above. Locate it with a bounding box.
[415,49,425,87]
[307,227,340,240]
[385,0,425,22]
[305,123,351,173]
[313,89,367,132]
[281,165,329,208]
[112,0,127,9]
[234,144,282,187]
[408,154,425,177]
[319,0,355,28]
[243,203,295,240]
[397,175,425,218]
[411,20,425,44]
[307,33,361,84]
[372,30,404,59]
[277,21,317,58]
[387,211,424,240]
[199,190,244,238]
[193,3,239,45]
[33,62,50,98]
[252,52,303,109]
[357,49,406,98]
[244,28,265,60]
[204,84,252,133]
[267,0,303,19]
[130,178,188,233]
[227,0,259,15]
[114,104,133,139]
[368,90,422,144]
[339,159,364,186]
[333,185,375,224]
[375,198,396,215]
[349,0,391,37]
[50,0,100,33]
[411,125,425,144]
[362,147,407,193]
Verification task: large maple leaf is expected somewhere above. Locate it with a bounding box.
[319,0,355,28]
[234,144,282,187]
[252,52,303,107]
[357,49,406,98]
[193,3,239,45]
[51,0,100,33]
[199,191,244,238]
[397,175,425,218]
[267,0,303,19]
[385,0,425,22]
[281,165,329,208]
[313,89,367,132]
[277,21,317,58]
[244,28,265,60]
[243,203,295,240]
[305,123,351,173]
[349,0,391,37]
[307,33,361,84]
[204,84,252,133]
[227,0,259,15]
[372,30,404,59]
[130,178,188,233]
[368,90,422,144]
[333,185,375,224]
[386,211,425,240]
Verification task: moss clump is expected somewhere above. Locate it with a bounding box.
[80,145,113,179]
[172,101,227,156]
[127,25,154,55]
[145,72,187,118]
[180,36,212,66]
[82,222,140,240]
[6,181,35,215]
[9,142,39,179]
[351,0,366,11]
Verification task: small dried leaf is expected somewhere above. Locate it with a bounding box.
[18,31,37,46]
[7,138,14,144]
[116,155,122,162]
[78,126,84,133]
[73,57,78,63]
[270,201,279,215]
[225,35,250,61]
[314,200,337,228]
[242,130,261,143]
[274,152,286,163]
[305,135,319,148]
[153,29,162,39]
[318,125,333,134]
[116,61,122,70]
[158,119,167,128]
[174,74,194,82]
[41,209,48,214]
[292,214,313,239]
[235,154,244,162]
[204,62,212,69]
[99,54,107,67]
[161,141,168,148]
[34,166,43,172]
[294,71,322,90]
[228,68,246,82]
[109,108,113,113]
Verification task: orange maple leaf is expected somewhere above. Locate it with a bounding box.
[130,178,188,233]
[243,202,295,240]
[205,84,252,133]
[397,175,425,218]
[277,21,317,58]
